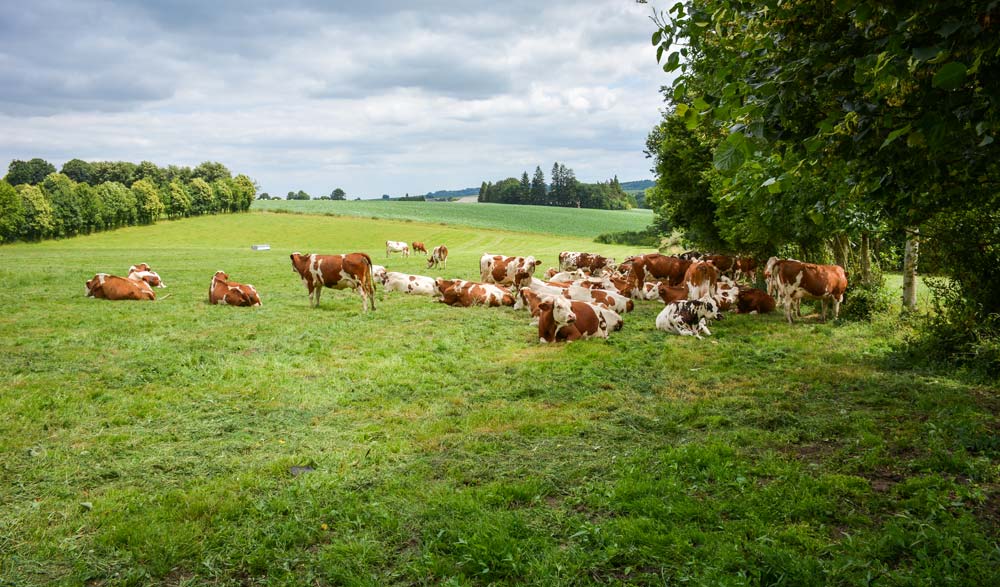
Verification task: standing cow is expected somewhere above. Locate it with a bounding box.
[427,244,448,269]
[628,253,692,287]
[766,257,847,323]
[412,241,428,254]
[290,252,377,312]
[386,241,410,258]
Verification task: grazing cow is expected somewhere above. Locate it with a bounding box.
[558,252,616,276]
[537,296,623,343]
[767,258,848,323]
[209,271,261,306]
[386,240,410,258]
[628,253,692,287]
[381,272,438,296]
[412,241,428,254]
[85,273,155,301]
[736,287,776,314]
[734,256,758,282]
[435,278,514,307]
[427,245,449,269]
[655,299,723,339]
[128,263,166,288]
[683,261,720,300]
[480,253,542,285]
[289,252,376,311]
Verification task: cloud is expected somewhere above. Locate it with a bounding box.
[0,0,670,196]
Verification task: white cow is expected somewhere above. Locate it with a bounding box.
[381,271,437,296]
[386,241,410,258]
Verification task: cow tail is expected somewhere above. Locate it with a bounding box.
[362,252,376,311]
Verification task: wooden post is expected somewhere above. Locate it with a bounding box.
[902,227,919,312]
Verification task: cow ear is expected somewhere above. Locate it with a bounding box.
[539,301,552,311]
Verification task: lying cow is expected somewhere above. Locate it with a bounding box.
[85,273,155,301]
[655,299,723,339]
[381,272,438,296]
[290,252,377,311]
[371,264,388,284]
[480,253,542,285]
[563,284,634,314]
[386,240,410,258]
[209,271,261,306]
[128,263,166,288]
[412,241,428,254]
[538,296,623,343]
[427,245,448,269]
[435,278,514,307]
[558,252,616,276]
[736,287,776,314]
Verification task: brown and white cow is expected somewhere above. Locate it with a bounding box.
[683,261,720,301]
[537,296,623,343]
[412,241,428,254]
[714,276,739,311]
[563,284,634,314]
[85,273,156,301]
[558,252,616,276]
[128,263,166,288]
[480,253,542,285]
[435,278,514,307]
[736,287,776,314]
[209,271,261,306]
[427,245,448,269]
[381,272,438,296]
[766,258,847,323]
[703,254,735,276]
[657,283,689,305]
[628,253,692,287]
[734,256,758,282]
[385,240,409,258]
[290,252,376,311]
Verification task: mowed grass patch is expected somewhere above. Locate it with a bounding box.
[252,199,655,238]
[1,213,998,586]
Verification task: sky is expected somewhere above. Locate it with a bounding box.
[1,0,670,198]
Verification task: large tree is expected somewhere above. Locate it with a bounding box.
[5,158,56,186]
[0,181,25,242]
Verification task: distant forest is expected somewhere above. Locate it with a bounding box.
[478,163,638,210]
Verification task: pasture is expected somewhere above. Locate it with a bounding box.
[251,199,654,239]
[1,211,997,586]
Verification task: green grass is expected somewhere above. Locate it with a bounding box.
[251,199,654,239]
[1,211,997,586]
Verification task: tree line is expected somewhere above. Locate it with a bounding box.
[478,163,636,210]
[0,158,256,243]
[647,0,999,373]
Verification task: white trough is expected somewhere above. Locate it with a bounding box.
[251,244,271,251]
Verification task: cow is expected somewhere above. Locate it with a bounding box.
[537,296,623,343]
[563,284,634,314]
[558,252,616,276]
[381,272,438,296]
[427,245,449,269]
[679,250,703,261]
[734,256,758,282]
[546,269,590,282]
[412,241,428,254]
[85,273,155,301]
[514,286,550,324]
[209,271,261,306]
[371,264,388,284]
[480,253,542,285]
[628,253,692,287]
[435,278,514,307]
[657,283,689,305]
[764,256,801,317]
[766,258,848,323]
[128,263,166,288]
[703,254,735,276]
[736,287,776,314]
[386,240,410,258]
[683,261,720,301]
[289,252,376,311]
[655,299,723,339]
[714,276,739,311]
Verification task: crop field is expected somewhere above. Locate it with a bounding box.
[251,199,654,239]
[1,211,997,586]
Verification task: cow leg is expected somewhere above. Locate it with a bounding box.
[833,297,841,320]
[313,286,322,307]
[820,298,827,322]
[784,295,794,324]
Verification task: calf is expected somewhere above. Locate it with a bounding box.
[209,271,261,306]
[480,253,542,285]
[386,240,410,258]
[736,287,776,314]
[381,272,438,296]
[412,241,428,254]
[427,245,448,269]
[128,263,166,288]
[537,296,623,343]
[85,273,155,301]
[435,278,514,307]
[655,299,723,339]
[290,252,376,311]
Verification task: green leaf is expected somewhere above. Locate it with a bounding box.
[936,20,963,38]
[675,103,689,117]
[652,30,662,46]
[713,142,746,172]
[980,135,994,147]
[672,82,686,102]
[880,124,912,149]
[693,96,711,112]
[657,44,664,63]
[912,46,940,62]
[809,210,824,225]
[665,51,681,72]
[932,62,967,90]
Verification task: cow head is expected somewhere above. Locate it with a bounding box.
[214,270,229,282]
[695,299,723,321]
[85,273,107,297]
[551,296,576,325]
[434,278,458,297]
[129,263,151,273]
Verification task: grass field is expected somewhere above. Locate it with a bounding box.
[251,200,654,239]
[1,211,997,586]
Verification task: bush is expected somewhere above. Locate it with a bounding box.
[839,277,894,321]
[595,226,660,247]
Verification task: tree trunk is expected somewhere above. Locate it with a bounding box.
[832,234,850,271]
[902,227,919,312]
[860,232,872,284]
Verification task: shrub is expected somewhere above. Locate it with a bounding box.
[595,226,660,247]
[839,276,894,321]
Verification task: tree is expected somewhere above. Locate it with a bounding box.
[518,172,531,205]
[132,179,164,224]
[189,178,215,215]
[135,161,164,186]
[258,192,271,200]
[16,184,55,239]
[5,158,56,186]
[41,173,84,237]
[76,182,104,233]
[331,188,346,200]
[530,166,546,205]
[0,181,25,242]
[61,159,94,184]
[211,179,234,213]
[232,175,256,211]
[91,161,138,186]
[166,181,192,219]
[97,182,136,228]
[192,161,231,183]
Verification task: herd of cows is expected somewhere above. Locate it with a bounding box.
[83,240,849,343]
